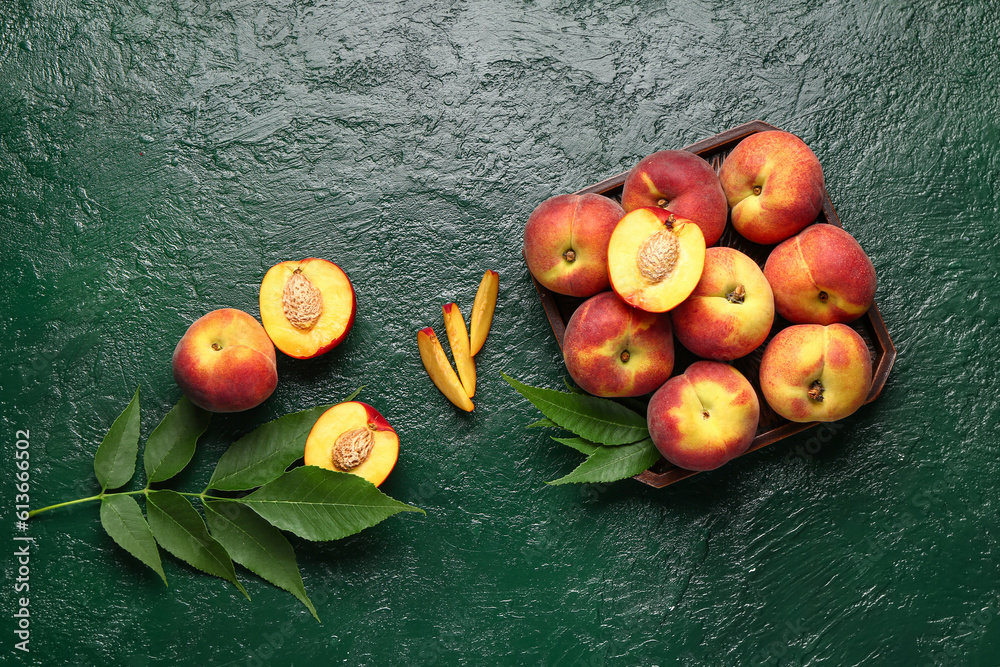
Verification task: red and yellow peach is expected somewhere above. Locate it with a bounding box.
[719,130,825,245]
[758,323,872,422]
[523,193,624,298]
[647,361,760,471]
[620,149,729,246]
[172,308,278,413]
[671,247,774,360]
[763,224,876,324]
[562,291,674,397]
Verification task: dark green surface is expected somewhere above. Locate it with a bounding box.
[2,1,999,664]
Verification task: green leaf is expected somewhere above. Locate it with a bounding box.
[551,436,601,456]
[502,373,648,446]
[527,418,559,429]
[205,502,318,621]
[94,388,141,490]
[342,386,365,402]
[207,404,332,492]
[144,397,212,484]
[99,494,167,585]
[547,438,661,485]
[230,466,423,542]
[146,490,248,599]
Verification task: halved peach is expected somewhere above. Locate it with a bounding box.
[304,401,399,487]
[469,269,498,356]
[443,302,476,398]
[608,207,706,313]
[417,327,475,412]
[259,258,356,359]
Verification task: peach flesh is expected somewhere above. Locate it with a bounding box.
[304,401,399,487]
[259,258,356,359]
[607,207,706,313]
[469,269,499,356]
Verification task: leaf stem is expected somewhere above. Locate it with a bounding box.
[28,486,236,519]
[28,493,107,518]
[29,488,240,519]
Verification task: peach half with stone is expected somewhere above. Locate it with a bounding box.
[304,401,399,487]
[259,258,357,359]
[607,207,706,313]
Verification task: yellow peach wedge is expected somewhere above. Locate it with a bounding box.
[443,302,476,398]
[417,327,475,412]
[469,269,499,356]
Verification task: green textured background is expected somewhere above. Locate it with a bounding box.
[2,1,999,665]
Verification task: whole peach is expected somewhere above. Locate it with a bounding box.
[758,323,872,422]
[562,291,674,397]
[172,308,278,413]
[523,193,624,298]
[647,361,760,471]
[763,224,876,324]
[671,247,774,360]
[620,150,729,246]
[719,130,825,244]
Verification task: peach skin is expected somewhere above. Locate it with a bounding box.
[647,361,760,471]
[562,291,674,398]
[523,193,624,297]
[763,224,876,324]
[172,308,278,413]
[620,149,729,246]
[719,130,825,245]
[758,323,872,422]
[671,247,774,361]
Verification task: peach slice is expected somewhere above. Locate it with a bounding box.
[469,269,499,356]
[443,302,476,398]
[608,207,706,313]
[304,401,399,487]
[259,258,357,359]
[417,327,475,412]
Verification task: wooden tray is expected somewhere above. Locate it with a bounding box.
[530,120,897,488]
